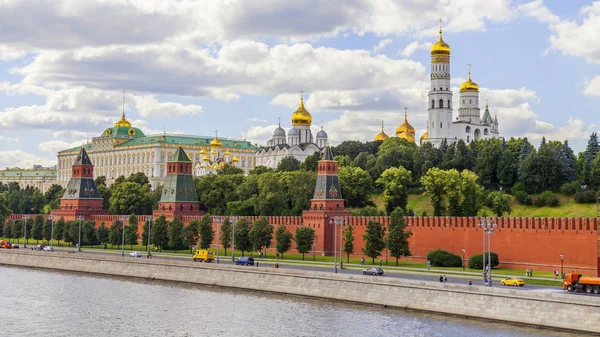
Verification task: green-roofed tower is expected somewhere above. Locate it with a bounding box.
[154,145,203,219]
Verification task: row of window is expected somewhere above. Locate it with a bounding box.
[431,99,451,109]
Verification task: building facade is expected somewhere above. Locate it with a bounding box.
[0,166,57,192]
[421,22,500,146]
[57,113,256,188]
[256,97,328,169]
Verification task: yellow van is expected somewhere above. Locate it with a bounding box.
[192,249,215,263]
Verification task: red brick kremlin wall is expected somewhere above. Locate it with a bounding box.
[11,214,599,275]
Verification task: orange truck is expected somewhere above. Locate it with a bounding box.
[563,273,600,294]
[0,240,13,249]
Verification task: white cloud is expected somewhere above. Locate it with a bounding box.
[246,118,268,123]
[0,150,55,168]
[373,39,392,52]
[584,75,600,96]
[549,2,600,63]
[402,41,431,57]
[0,136,20,142]
[38,140,86,154]
[132,95,203,117]
[517,0,559,24]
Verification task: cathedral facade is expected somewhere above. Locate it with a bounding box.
[255,96,328,169]
[421,22,500,146]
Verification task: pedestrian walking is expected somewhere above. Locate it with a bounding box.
[379,259,382,266]
[444,275,447,283]
[530,269,533,277]
[439,275,444,283]
[256,262,259,267]
[361,257,365,265]
[468,278,472,286]
[276,253,279,260]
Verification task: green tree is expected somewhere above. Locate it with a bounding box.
[343,224,355,263]
[474,139,503,190]
[184,220,200,253]
[3,219,13,240]
[43,218,53,242]
[83,221,98,247]
[254,173,286,216]
[0,194,11,226]
[32,215,44,243]
[198,214,214,249]
[109,181,153,215]
[168,217,186,252]
[220,217,232,255]
[294,226,315,260]
[96,222,109,246]
[362,220,386,264]
[126,214,139,249]
[234,218,252,256]
[562,140,577,183]
[218,163,244,175]
[141,220,150,249]
[275,225,293,259]
[151,215,169,251]
[421,168,484,216]
[300,151,321,172]
[277,156,301,172]
[248,216,274,256]
[69,221,80,247]
[109,219,123,248]
[376,166,412,214]
[338,167,373,208]
[54,217,65,245]
[98,184,111,210]
[386,208,412,265]
[486,191,512,216]
[44,184,64,210]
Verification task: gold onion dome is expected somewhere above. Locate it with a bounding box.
[374,120,389,141]
[419,131,429,145]
[202,155,210,162]
[460,70,479,92]
[291,97,312,126]
[200,147,207,155]
[395,107,415,135]
[224,150,231,156]
[114,112,132,127]
[210,135,222,148]
[232,156,239,163]
[430,25,450,56]
[210,149,216,155]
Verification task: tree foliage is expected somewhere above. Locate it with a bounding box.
[275,225,293,259]
[386,208,412,265]
[294,226,315,260]
[362,220,386,264]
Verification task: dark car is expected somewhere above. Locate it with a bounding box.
[8,243,18,249]
[235,256,255,266]
[362,267,384,276]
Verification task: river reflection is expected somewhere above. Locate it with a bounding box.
[0,266,579,337]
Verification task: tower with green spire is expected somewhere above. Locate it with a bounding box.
[154,145,203,219]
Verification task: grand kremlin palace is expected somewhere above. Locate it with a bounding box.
[56,113,257,188]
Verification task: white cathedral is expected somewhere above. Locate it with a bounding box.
[255,96,328,169]
[420,22,500,146]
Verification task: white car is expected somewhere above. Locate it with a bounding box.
[129,251,142,258]
[43,246,54,252]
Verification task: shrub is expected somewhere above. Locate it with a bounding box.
[560,181,580,196]
[514,191,532,205]
[534,191,559,207]
[468,252,499,269]
[406,209,415,216]
[426,249,462,267]
[421,211,428,217]
[510,182,526,195]
[574,189,597,204]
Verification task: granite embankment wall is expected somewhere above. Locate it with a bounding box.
[1,250,600,334]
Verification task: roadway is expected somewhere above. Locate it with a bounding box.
[38,245,575,295]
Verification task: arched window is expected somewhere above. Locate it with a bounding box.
[439,99,443,108]
[439,87,442,91]
[433,88,436,91]
[484,128,489,136]
[448,100,451,108]
[431,100,435,108]
[466,126,471,133]
[469,99,472,104]
[440,122,443,128]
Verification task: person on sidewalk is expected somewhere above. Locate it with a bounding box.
[444,275,447,283]
[379,259,382,266]
[439,275,444,283]
[468,278,472,286]
[361,257,365,265]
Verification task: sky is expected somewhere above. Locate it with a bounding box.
[1,0,600,169]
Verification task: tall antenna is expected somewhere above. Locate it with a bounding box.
[122,88,125,118]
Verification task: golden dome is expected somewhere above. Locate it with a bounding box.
[202,155,210,162]
[291,97,312,126]
[395,107,415,136]
[430,23,450,57]
[210,135,222,148]
[115,112,132,127]
[224,150,231,156]
[200,147,207,155]
[459,70,479,92]
[419,131,429,145]
[399,132,415,143]
[374,120,389,141]
[210,149,216,155]
[232,156,239,163]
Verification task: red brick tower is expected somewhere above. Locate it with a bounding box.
[154,145,203,220]
[302,145,351,255]
[52,146,107,220]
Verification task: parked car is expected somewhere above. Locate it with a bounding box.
[33,244,46,251]
[362,267,384,276]
[10,243,19,249]
[129,251,142,258]
[42,246,54,252]
[235,256,254,266]
[501,277,525,287]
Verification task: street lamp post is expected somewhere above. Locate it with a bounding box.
[119,216,127,257]
[478,218,497,287]
[49,215,55,248]
[560,254,564,279]
[462,248,466,271]
[146,217,152,258]
[231,217,237,262]
[215,216,221,264]
[23,215,28,248]
[330,217,344,273]
[76,215,84,252]
[312,242,316,261]
[339,217,345,270]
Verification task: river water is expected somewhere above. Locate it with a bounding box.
[0,266,579,337]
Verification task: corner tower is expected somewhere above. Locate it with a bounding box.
[155,145,203,220]
[427,19,453,145]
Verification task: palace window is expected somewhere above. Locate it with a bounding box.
[431,100,435,108]
[439,99,443,108]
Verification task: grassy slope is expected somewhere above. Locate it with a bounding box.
[377,193,597,218]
